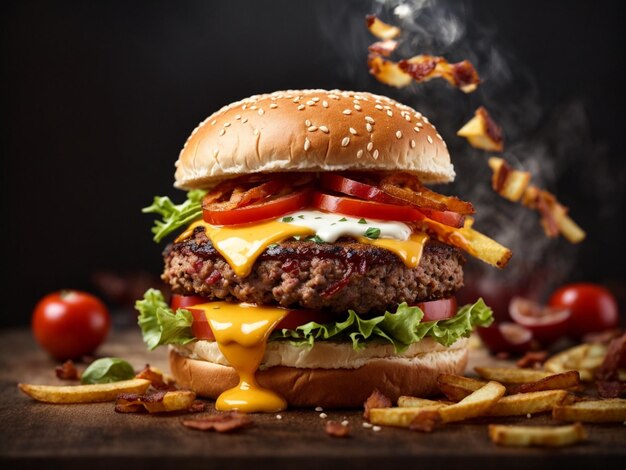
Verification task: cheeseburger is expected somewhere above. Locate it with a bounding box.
[137,89,511,411]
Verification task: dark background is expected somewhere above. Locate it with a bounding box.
[2,0,625,327]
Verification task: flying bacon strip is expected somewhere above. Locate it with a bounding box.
[365,15,481,93]
[458,107,505,152]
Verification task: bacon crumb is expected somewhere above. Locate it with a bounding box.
[516,351,549,369]
[135,365,172,390]
[182,412,253,432]
[55,360,80,380]
[368,39,398,57]
[363,389,392,421]
[596,333,626,398]
[409,410,441,433]
[325,420,350,438]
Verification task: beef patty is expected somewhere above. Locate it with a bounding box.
[162,227,465,315]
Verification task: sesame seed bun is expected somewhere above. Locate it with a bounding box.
[169,338,468,408]
[174,89,454,190]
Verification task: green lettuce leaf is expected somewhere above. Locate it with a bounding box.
[135,289,194,350]
[270,298,493,353]
[142,189,206,243]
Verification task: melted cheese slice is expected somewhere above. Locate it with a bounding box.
[176,219,428,278]
[191,301,290,413]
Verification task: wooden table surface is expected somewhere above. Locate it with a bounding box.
[1,326,624,469]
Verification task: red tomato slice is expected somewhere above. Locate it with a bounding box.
[171,294,208,311]
[416,297,458,322]
[203,189,312,226]
[312,192,425,222]
[417,208,465,228]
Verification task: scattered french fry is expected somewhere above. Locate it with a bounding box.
[553,398,626,423]
[439,381,506,423]
[544,343,607,381]
[474,367,553,384]
[511,371,581,394]
[369,405,447,428]
[458,108,504,152]
[18,379,151,404]
[488,157,530,202]
[487,390,569,417]
[397,396,451,408]
[437,374,487,401]
[488,423,587,447]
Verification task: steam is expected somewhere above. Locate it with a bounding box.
[316,0,611,300]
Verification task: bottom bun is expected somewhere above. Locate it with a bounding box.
[169,344,468,408]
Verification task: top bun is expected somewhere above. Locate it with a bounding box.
[175,89,454,190]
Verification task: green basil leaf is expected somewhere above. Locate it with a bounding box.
[364,227,381,239]
[81,357,135,384]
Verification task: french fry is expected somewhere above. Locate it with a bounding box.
[510,371,581,394]
[366,15,401,40]
[545,343,607,382]
[553,398,626,423]
[458,108,504,152]
[487,390,569,417]
[488,423,587,447]
[439,381,506,423]
[397,396,451,408]
[488,157,531,202]
[367,54,412,88]
[369,405,447,428]
[474,367,553,384]
[18,379,151,404]
[437,374,487,401]
[143,391,196,413]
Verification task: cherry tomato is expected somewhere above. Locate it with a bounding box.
[509,297,571,345]
[478,322,533,355]
[203,189,312,226]
[548,283,619,338]
[416,297,458,322]
[312,192,425,222]
[32,290,110,360]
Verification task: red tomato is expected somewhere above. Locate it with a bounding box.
[312,192,425,222]
[416,297,457,321]
[548,283,619,338]
[203,189,312,226]
[478,322,533,355]
[32,290,110,360]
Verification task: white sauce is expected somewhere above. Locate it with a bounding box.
[277,210,410,243]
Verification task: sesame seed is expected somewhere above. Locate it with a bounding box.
[365,116,375,123]
[373,149,379,159]
[367,142,373,151]
[298,105,305,111]
[354,104,362,111]
[242,118,248,123]
[312,97,320,102]
[319,413,328,419]
[414,126,421,133]
[219,129,225,136]
[410,139,416,148]
[211,119,217,125]
[270,103,278,109]
[404,114,411,121]
[329,94,340,100]
[375,104,384,110]
[315,406,323,412]
[305,119,312,127]
[293,97,300,103]
[258,109,264,115]
[235,114,241,120]
[341,420,349,426]
[224,122,231,127]
[526,413,532,419]
[253,129,260,136]
[372,426,382,432]
[353,100,360,105]
[417,122,424,127]
[436,133,443,140]
[349,127,357,135]
[366,123,373,133]
[306,100,315,106]
[304,138,311,151]
[423,116,430,123]
[341,137,350,147]
[362,422,373,428]
[427,135,433,144]
[386,110,393,117]
[242,105,247,110]
[396,130,403,139]
[322,100,329,108]
[250,105,257,110]
[319,126,329,133]
[213,148,219,157]
[276,414,283,420]
[357,149,364,158]
[308,126,318,132]
[383,105,391,110]
[342,109,352,115]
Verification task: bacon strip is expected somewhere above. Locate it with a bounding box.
[55,360,80,381]
[135,364,172,390]
[399,55,481,93]
[363,389,392,421]
[368,39,398,57]
[182,412,253,432]
[516,351,549,369]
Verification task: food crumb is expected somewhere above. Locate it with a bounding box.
[526,413,532,419]
[315,406,323,412]
[372,426,382,432]
[362,422,373,428]
[319,412,328,419]
[341,420,349,426]
[276,414,282,420]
